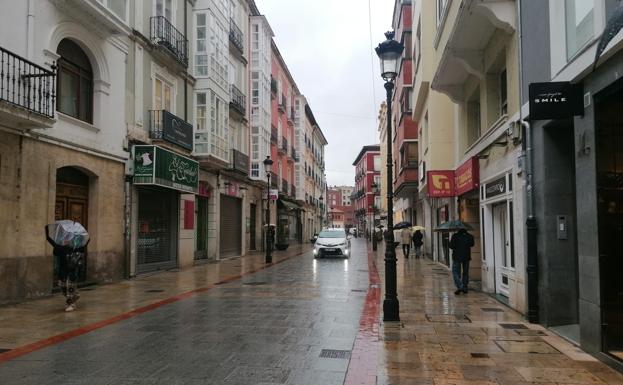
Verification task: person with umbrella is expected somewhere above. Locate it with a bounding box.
[395,221,412,258]
[447,222,474,295]
[411,226,424,259]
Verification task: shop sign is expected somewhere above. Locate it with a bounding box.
[455,157,480,196]
[427,170,455,197]
[485,176,506,198]
[133,145,199,194]
[262,189,279,200]
[225,182,239,197]
[162,110,193,151]
[528,82,583,120]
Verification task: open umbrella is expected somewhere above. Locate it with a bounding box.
[410,225,425,232]
[393,221,412,230]
[434,220,473,232]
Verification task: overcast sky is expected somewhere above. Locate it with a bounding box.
[255,0,395,187]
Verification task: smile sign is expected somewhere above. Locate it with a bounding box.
[529,82,583,120]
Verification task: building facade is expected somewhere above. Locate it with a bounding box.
[352,145,381,237]
[0,0,131,302]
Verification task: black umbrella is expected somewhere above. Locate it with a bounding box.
[393,221,412,230]
[434,220,473,232]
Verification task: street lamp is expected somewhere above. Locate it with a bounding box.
[264,156,274,264]
[376,30,404,322]
[318,195,324,230]
[371,182,379,251]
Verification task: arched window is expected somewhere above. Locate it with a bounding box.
[56,39,93,123]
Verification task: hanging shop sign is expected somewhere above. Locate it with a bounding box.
[427,170,455,197]
[528,82,583,120]
[162,110,193,151]
[485,175,507,198]
[262,189,279,201]
[455,157,480,196]
[198,181,212,198]
[133,145,199,193]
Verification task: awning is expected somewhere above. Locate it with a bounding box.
[278,199,300,211]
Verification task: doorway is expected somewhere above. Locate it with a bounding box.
[250,203,257,250]
[596,86,623,361]
[196,196,209,260]
[55,167,89,282]
[492,202,510,297]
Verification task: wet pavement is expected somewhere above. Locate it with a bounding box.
[1,238,623,384]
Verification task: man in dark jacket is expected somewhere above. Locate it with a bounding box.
[449,229,474,295]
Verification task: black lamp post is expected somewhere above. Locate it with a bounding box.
[318,195,324,230]
[376,31,404,322]
[371,182,379,251]
[264,156,274,264]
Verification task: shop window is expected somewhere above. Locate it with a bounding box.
[56,39,93,123]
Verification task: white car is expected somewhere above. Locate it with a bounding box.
[313,228,351,258]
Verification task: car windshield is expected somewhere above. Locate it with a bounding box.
[318,231,346,238]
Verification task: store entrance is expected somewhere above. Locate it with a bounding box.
[596,87,623,361]
[492,202,510,297]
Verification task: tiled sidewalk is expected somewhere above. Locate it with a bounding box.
[372,241,623,385]
[0,244,311,354]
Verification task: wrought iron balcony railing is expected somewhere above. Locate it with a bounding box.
[0,47,56,118]
[282,179,288,194]
[230,85,245,115]
[150,16,189,67]
[270,172,279,188]
[271,127,278,144]
[280,137,288,153]
[291,147,299,161]
[270,77,277,97]
[149,109,193,151]
[229,18,244,53]
[291,184,296,197]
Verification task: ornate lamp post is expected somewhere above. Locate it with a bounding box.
[375,31,404,322]
[264,156,274,264]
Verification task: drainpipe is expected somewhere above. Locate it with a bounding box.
[517,0,539,323]
[183,0,188,120]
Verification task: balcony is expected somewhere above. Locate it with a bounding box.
[291,147,299,161]
[0,47,56,128]
[150,16,189,67]
[271,127,278,144]
[230,85,246,116]
[149,110,193,151]
[278,94,286,113]
[270,77,277,98]
[278,136,288,154]
[230,149,249,175]
[229,18,244,53]
[394,166,418,198]
[291,184,296,197]
[287,107,295,125]
[281,179,288,195]
[270,172,279,188]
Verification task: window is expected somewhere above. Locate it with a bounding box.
[565,0,594,59]
[156,0,173,20]
[401,142,418,168]
[466,88,480,146]
[209,12,228,90]
[98,0,127,21]
[436,0,449,27]
[195,93,208,153]
[210,91,228,160]
[56,39,93,123]
[154,77,173,111]
[195,13,208,76]
[373,155,381,172]
[499,69,507,116]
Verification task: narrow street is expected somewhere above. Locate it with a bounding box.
[1,239,623,384]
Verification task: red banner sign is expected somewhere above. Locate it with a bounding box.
[198,181,212,198]
[455,157,480,196]
[427,171,455,197]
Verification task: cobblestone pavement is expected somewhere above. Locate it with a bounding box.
[2,239,623,385]
[0,241,369,384]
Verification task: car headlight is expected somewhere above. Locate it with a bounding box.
[338,241,347,246]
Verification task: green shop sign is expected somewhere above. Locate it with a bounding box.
[133,145,198,193]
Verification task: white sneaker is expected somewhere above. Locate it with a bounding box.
[65,304,75,312]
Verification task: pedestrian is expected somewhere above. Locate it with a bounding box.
[449,228,474,295]
[46,227,85,312]
[412,230,424,259]
[400,227,411,258]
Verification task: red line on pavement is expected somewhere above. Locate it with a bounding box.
[0,250,307,364]
[344,244,381,385]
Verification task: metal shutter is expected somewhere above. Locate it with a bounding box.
[137,188,177,272]
[219,195,242,258]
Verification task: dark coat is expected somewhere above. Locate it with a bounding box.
[412,231,423,247]
[449,230,474,262]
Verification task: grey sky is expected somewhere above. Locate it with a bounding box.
[255,0,395,187]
